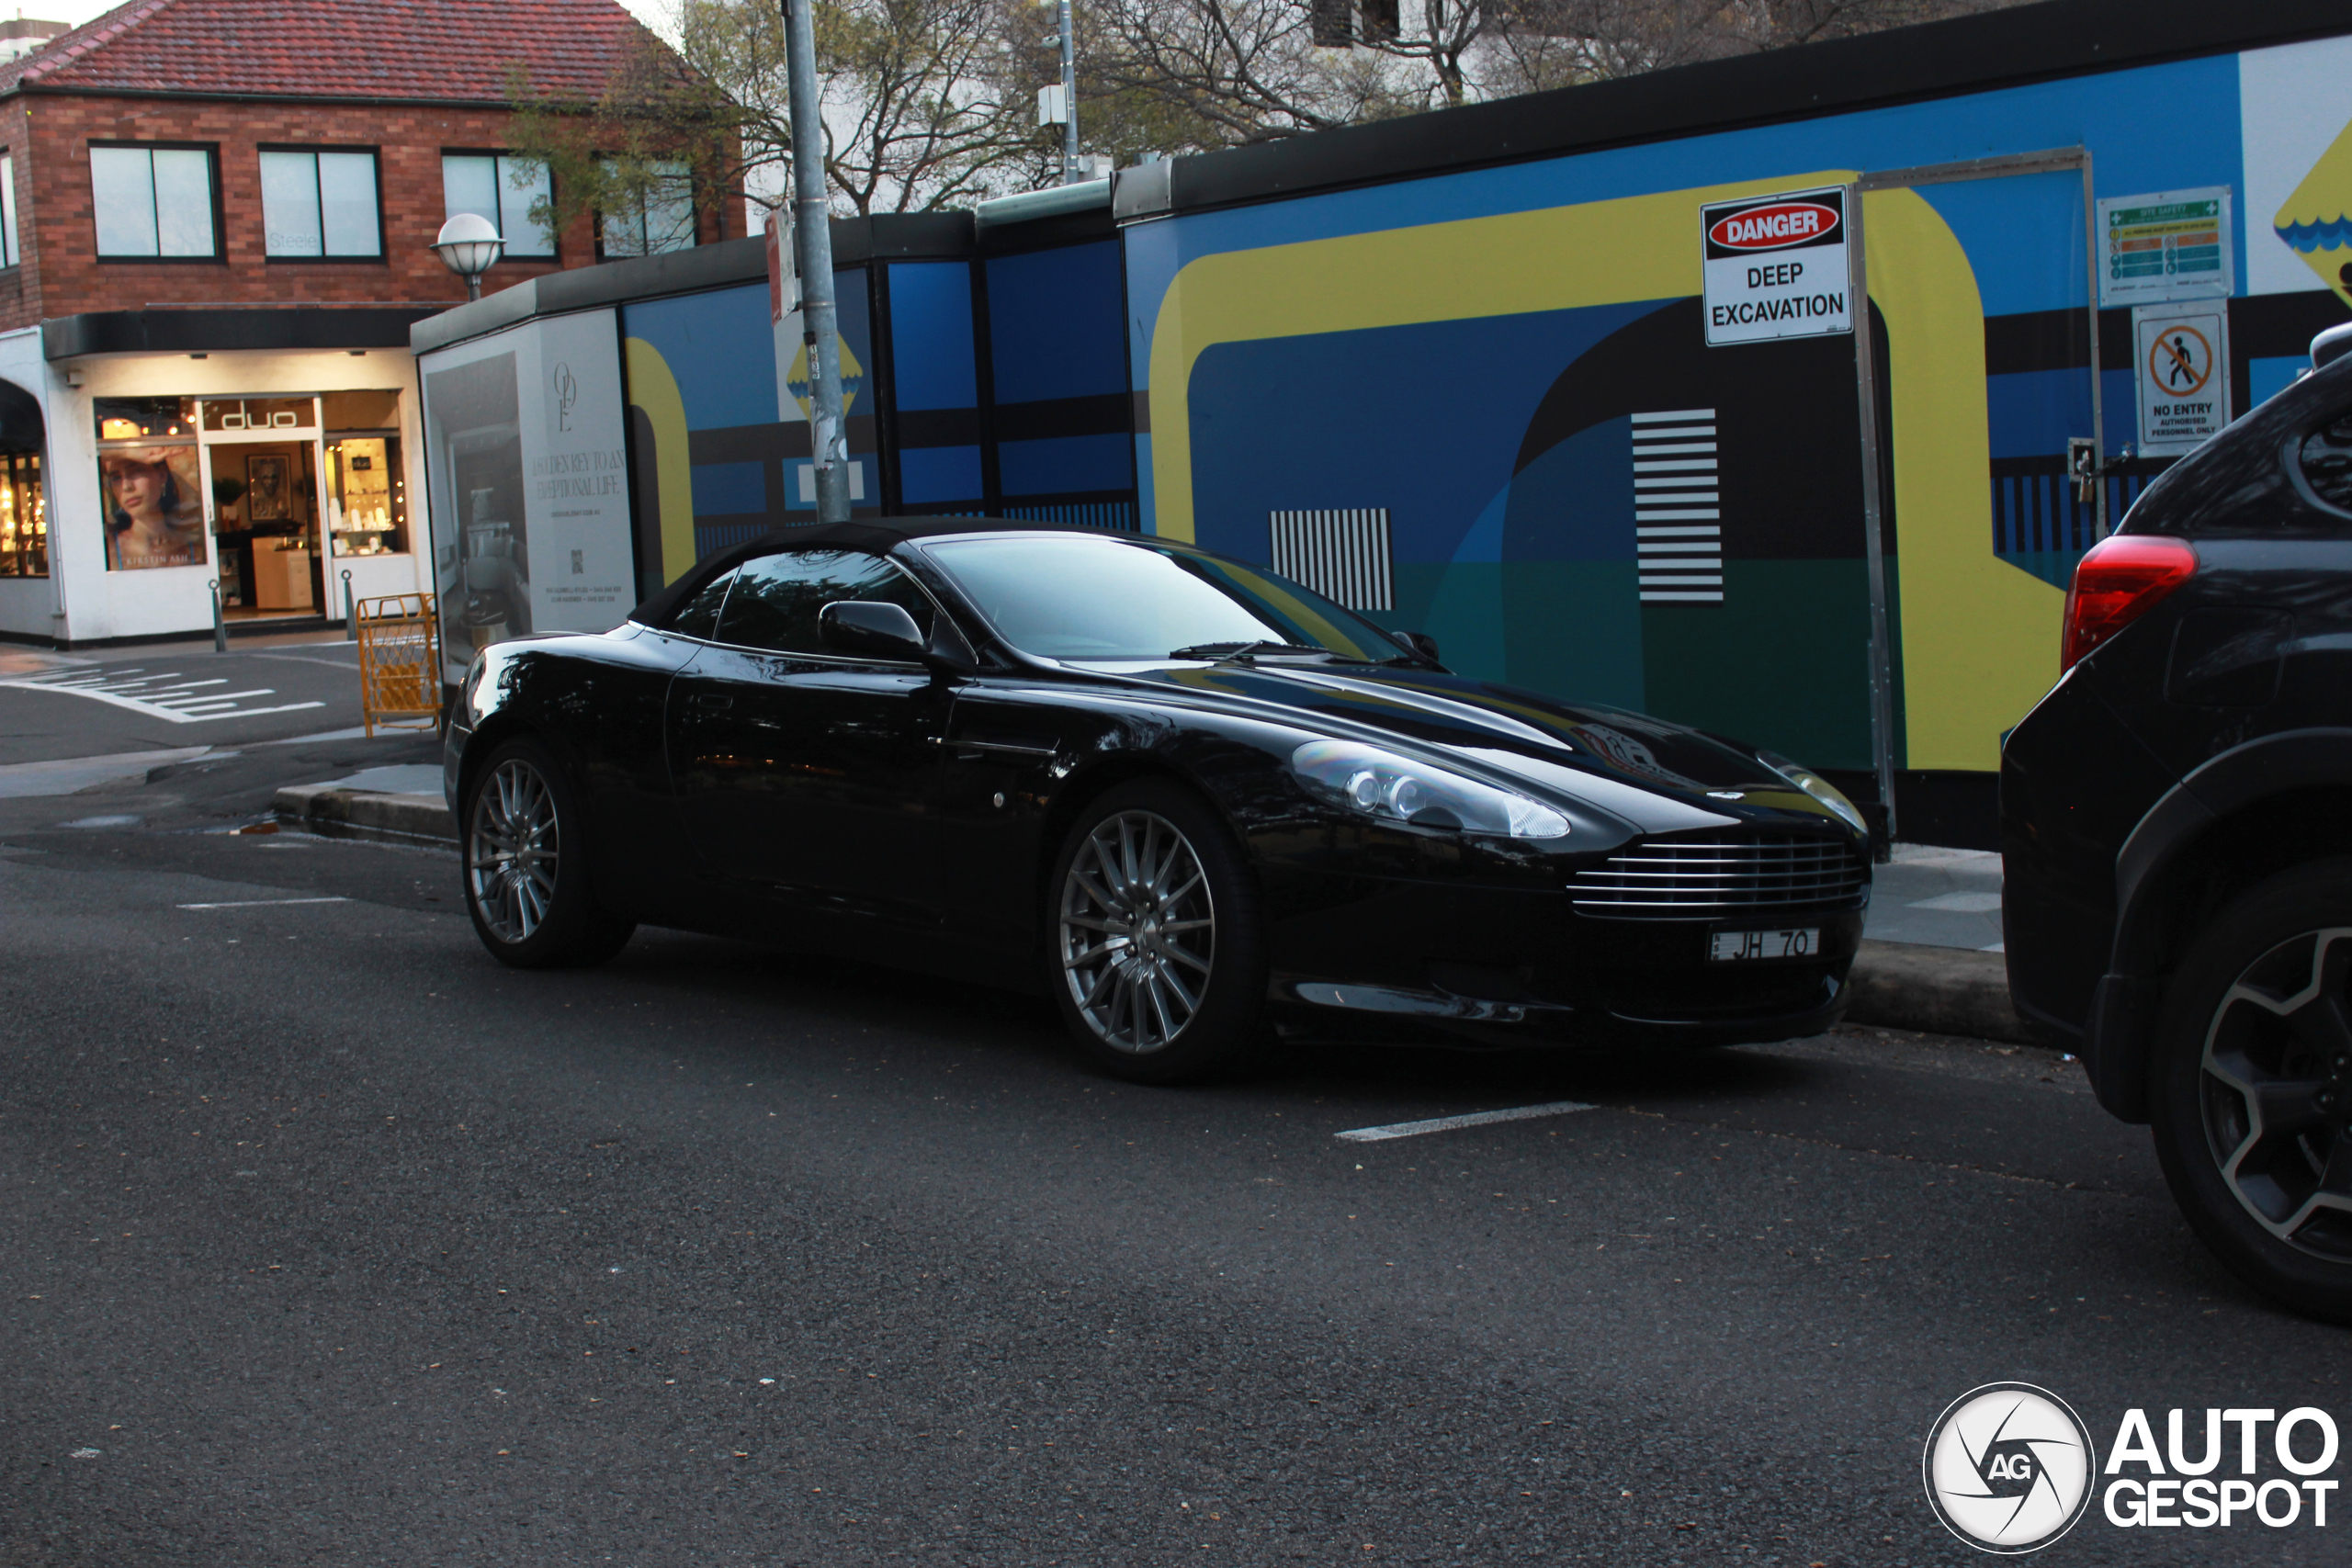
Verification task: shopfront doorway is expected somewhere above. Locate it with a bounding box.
[199,397,326,624]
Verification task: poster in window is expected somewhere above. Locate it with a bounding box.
[101,446,205,570]
[245,454,292,521]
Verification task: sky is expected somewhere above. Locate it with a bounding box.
[23,0,679,42]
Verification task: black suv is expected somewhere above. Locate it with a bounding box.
[2004,324,2352,1320]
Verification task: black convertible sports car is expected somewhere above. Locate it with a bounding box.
[442,519,1871,1081]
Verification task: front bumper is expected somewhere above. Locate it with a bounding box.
[1261,868,1864,1047]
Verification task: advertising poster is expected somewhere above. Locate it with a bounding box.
[420,307,630,683]
[98,444,206,570]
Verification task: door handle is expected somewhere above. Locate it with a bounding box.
[688,693,733,710]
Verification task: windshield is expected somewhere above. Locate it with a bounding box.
[921,535,1403,662]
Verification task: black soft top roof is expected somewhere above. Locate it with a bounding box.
[625,515,1155,629]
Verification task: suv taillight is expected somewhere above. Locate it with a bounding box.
[2061,535,2197,672]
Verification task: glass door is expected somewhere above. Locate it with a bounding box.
[198,397,326,622]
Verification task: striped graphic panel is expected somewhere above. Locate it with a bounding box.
[1269,509,1394,612]
[998,501,1136,531]
[1632,408,1722,604]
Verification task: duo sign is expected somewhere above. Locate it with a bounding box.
[1700,186,1853,346]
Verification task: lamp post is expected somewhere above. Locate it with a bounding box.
[432,213,504,302]
[782,0,851,523]
[1057,0,1079,185]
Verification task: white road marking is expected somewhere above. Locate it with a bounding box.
[176,897,350,910]
[0,669,323,724]
[1333,1100,1598,1142]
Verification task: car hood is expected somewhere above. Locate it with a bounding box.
[1102,660,1848,835]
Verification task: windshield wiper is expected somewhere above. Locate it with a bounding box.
[1168,640,1356,662]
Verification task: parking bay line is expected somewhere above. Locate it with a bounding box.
[176,897,350,910]
[1333,1100,1599,1142]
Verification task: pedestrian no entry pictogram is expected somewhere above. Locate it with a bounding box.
[1701,185,1851,346]
[2134,305,2231,456]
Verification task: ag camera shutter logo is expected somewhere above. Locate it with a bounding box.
[1923,1383,2097,1553]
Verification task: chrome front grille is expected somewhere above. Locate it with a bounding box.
[1568,832,1868,918]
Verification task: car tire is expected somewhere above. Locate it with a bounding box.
[2149,859,2352,1322]
[461,736,635,970]
[1046,779,1266,1085]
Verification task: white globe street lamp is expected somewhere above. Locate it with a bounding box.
[432,212,504,301]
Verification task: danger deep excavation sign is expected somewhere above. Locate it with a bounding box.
[1701,186,1853,346]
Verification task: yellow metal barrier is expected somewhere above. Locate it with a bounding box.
[355,592,440,738]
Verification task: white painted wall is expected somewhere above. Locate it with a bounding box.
[0,335,429,646]
[0,327,61,643]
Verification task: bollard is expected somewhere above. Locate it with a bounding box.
[343,569,356,640]
[208,578,227,653]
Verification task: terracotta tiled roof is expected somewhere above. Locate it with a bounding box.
[0,0,674,104]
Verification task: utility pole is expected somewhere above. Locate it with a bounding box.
[782,0,851,522]
[1057,0,1078,184]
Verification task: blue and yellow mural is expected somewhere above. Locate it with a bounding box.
[1121,46,2347,795]
[620,272,881,583]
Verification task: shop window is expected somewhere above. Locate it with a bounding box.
[0,450,43,577]
[0,152,17,267]
[95,398,202,572]
[441,152,555,259]
[322,389,401,430]
[326,432,407,558]
[89,143,218,259]
[260,148,382,259]
[95,396,198,442]
[598,160,696,258]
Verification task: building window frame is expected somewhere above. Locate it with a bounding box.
[595,158,700,260]
[440,149,558,261]
[257,144,385,261]
[0,449,45,578]
[0,150,18,268]
[87,140,222,262]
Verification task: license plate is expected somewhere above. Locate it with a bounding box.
[1709,927,1820,962]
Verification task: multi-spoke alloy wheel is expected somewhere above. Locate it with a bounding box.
[459,738,634,969]
[2152,860,2352,1322]
[469,757,560,943]
[2197,928,2352,1264]
[1058,809,1216,1055]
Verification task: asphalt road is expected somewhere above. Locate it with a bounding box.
[1,649,2346,1566]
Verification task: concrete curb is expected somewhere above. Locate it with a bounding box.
[1847,938,2028,1044]
[274,784,455,848]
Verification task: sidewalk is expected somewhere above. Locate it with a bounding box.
[1850,843,2029,1044]
[274,761,449,844]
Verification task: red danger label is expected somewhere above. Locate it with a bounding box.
[1708,201,1839,252]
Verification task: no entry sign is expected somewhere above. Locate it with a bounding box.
[2133,305,2232,457]
[1702,186,1852,346]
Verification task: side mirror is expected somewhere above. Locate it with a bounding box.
[1398,630,1442,664]
[820,600,926,661]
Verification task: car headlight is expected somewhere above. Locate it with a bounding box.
[1759,750,1867,834]
[1292,740,1570,839]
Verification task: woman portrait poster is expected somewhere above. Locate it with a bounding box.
[101,446,205,570]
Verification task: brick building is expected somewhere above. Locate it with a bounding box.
[0,0,729,648]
